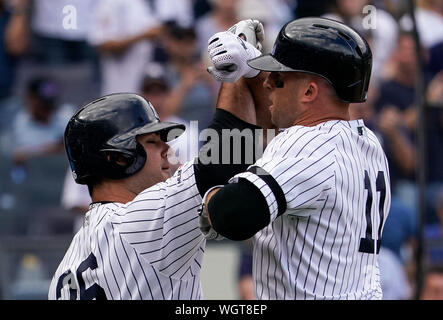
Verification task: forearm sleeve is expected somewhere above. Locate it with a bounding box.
[194,108,262,196]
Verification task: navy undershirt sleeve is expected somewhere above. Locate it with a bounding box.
[194,109,262,197]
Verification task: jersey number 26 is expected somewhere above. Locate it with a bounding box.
[56,253,107,300]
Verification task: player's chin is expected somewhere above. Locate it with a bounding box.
[161,168,171,180]
[270,111,280,128]
[271,110,290,129]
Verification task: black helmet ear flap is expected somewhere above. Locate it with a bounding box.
[98,144,147,180]
[104,151,134,167]
[124,143,147,176]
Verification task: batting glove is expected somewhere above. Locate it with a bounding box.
[198,185,225,241]
[227,19,265,51]
[207,31,261,82]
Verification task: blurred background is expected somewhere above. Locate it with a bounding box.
[0,0,441,300]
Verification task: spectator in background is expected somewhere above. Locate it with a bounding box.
[375,32,419,210]
[153,0,194,28]
[375,30,442,224]
[428,42,443,79]
[425,75,443,223]
[422,80,443,282]
[424,27,443,223]
[140,62,199,168]
[236,0,294,51]
[10,77,74,166]
[195,0,239,52]
[30,0,96,65]
[61,168,90,234]
[378,247,413,299]
[379,0,410,19]
[140,63,188,126]
[293,0,331,18]
[88,0,163,95]
[161,22,216,130]
[423,179,443,280]
[0,0,29,153]
[376,32,419,122]
[426,71,443,109]
[421,266,443,300]
[400,0,443,50]
[193,0,212,20]
[323,0,399,84]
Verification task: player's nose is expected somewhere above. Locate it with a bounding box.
[263,73,274,91]
[161,141,170,159]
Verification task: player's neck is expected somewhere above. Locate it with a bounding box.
[91,182,137,204]
[292,103,350,127]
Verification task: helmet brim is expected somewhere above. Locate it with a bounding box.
[133,121,186,142]
[247,54,296,72]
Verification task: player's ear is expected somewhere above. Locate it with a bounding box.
[301,80,318,103]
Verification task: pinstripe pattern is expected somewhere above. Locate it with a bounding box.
[231,120,391,300]
[49,161,205,300]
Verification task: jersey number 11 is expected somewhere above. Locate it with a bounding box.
[359,170,387,255]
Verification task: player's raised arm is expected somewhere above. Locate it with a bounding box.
[207,20,273,129]
[193,20,274,198]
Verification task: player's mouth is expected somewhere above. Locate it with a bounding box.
[161,166,171,178]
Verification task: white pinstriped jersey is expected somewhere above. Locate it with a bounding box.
[49,161,205,300]
[231,119,391,300]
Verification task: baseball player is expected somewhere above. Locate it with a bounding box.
[200,17,392,300]
[48,20,272,300]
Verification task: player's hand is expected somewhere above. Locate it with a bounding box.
[198,213,224,241]
[227,19,265,51]
[207,31,261,83]
[198,208,225,241]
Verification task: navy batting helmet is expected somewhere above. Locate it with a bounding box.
[248,17,372,103]
[64,93,185,184]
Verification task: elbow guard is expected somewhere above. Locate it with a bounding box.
[207,178,270,241]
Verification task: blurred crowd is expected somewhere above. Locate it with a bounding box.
[0,0,441,300]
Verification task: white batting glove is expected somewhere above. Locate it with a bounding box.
[227,19,265,51]
[207,31,261,82]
